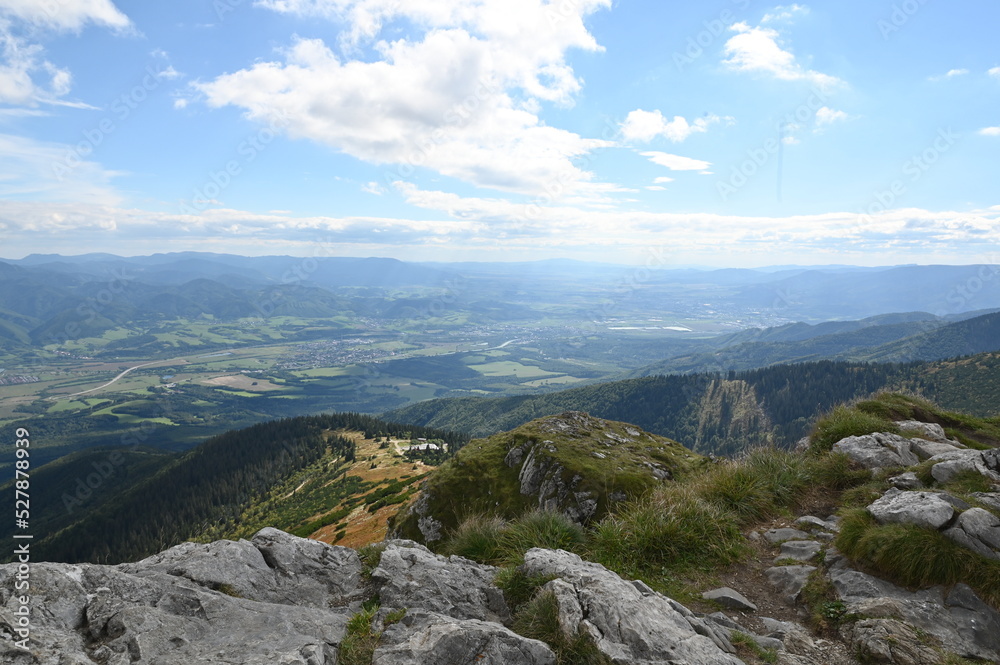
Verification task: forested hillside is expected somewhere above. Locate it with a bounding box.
[4,413,467,564]
[386,353,1000,454]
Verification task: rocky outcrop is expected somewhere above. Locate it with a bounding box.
[391,412,704,544]
[371,541,510,623]
[831,569,1000,661]
[832,432,920,469]
[0,528,362,664]
[521,548,744,665]
[374,611,555,665]
[864,488,1000,560]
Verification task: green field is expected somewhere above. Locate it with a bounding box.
[468,361,560,378]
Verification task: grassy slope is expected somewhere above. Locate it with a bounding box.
[391,412,708,543]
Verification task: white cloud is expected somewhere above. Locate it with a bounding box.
[0,133,123,205]
[723,21,843,91]
[762,4,809,23]
[929,68,969,81]
[362,181,386,195]
[620,109,727,143]
[979,127,1000,137]
[0,0,130,32]
[199,0,616,197]
[4,198,999,265]
[989,67,1000,79]
[645,185,666,191]
[0,1,131,107]
[640,151,712,171]
[653,176,674,184]
[815,106,848,127]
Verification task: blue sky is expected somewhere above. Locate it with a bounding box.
[0,0,998,266]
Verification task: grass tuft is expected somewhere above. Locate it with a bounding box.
[443,510,586,567]
[836,508,1000,608]
[511,590,613,665]
[730,631,778,664]
[339,603,382,665]
[809,405,898,453]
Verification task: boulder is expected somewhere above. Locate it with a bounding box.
[866,488,955,530]
[763,528,809,543]
[831,568,998,660]
[702,587,758,612]
[942,507,1000,559]
[764,566,815,604]
[0,549,351,664]
[521,548,744,665]
[832,432,919,469]
[888,471,924,490]
[930,449,1000,485]
[909,438,962,460]
[373,610,555,665]
[777,540,822,563]
[895,420,949,443]
[371,543,510,623]
[841,618,940,665]
[121,527,364,608]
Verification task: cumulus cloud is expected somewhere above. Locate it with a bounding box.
[979,127,1000,137]
[640,151,712,172]
[0,0,130,32]
[197,0,616,197]
[620,109,727,143]
[0,1,131,107]
[815,106,848,127]
[723,21,843,91]
[989,66,1000,79]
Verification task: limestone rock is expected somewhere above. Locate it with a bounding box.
[929,448,1000,485]
[842,619,940,665]
[371,544,510,623]
[764,566,815,604]
[832,432,919,469]
[866,488,954,530]
[0,535,352,664]
[942,507,1000,559]
[521,548,743,665]
[777,540,822,563]
[895,420,949,443]
[831,568,998,660]
[373,610,556,665]
[888,471,924,489]
[702,587,758,612]
[909,438,962,460]
[764,528,809,543]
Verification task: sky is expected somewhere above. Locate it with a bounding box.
[0,0,998,266]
